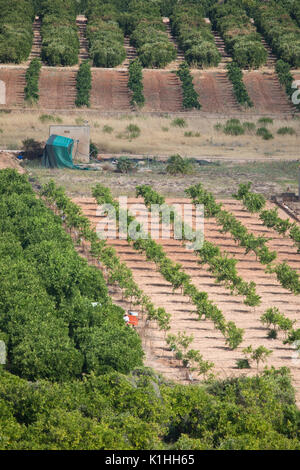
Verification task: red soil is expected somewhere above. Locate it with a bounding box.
[91,69,132,111]
[243,71,295,114]
[38,69,77,109]
[143,70,183,112]
[192,71,240,113]
[0,69,25,107]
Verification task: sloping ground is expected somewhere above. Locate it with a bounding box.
[243,71,295,115]
[0,152,25,173]
[192,71,240,113]
[143,70,183,112]
[77,15,89,63]
[38,69,77,109]
[91,69,133,111]
[163,17,185,71]
[28,16,42,62]
[75,196,300,405]
[0,69,25,107]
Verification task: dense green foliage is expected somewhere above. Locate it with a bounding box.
[120,0,176,68]
[24,58,42,104]
[176,62,201,109]
[210,0,267,68]
[0,0,34,64]
[276,59,300,111]
[85,0,126,67]
[227,62,253,107]
[1,366,300,450]
[210,1,267,68]
[128,58,145,107]
[0,170,144,381]
[75,60,92,107]
[0,169,300,449]
[39,0,79,66]
[166,153,195,175]
[251,0,300,67]
[170,3,221,67]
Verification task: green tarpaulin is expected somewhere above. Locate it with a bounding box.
[42,135,89,170]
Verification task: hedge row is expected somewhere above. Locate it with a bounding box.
[131,19,176,68]
[128,58,145,107]
[118,0,176,68]
[75,60,91,107]
[252,1,300,68]
[209,1,267,69]
[24,58,42,103]
[176,62,201,110]
[170,4,221,67]
[0,0,34,64]
[40,0,80,66]
[227,62,253,107]
[275,60,300,111]
[85,1,126,67]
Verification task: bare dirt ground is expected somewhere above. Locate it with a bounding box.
[91,70,133,111]
[39,69,77,109]
[243,71,296,115]
[192,71,240,113]
[143,70,183,112]
[75,196,300,405]
[0,69,25,107]
[0,151,25,173]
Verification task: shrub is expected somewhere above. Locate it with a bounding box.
[256,127,274,140]
[223,121,245,136]
[22,138,44,160]
[75,61,92,108]
[103,125,114,133]
[277,127,296,135]
[166,154,194,175]
[89,141,98,159]
[171,118,187,128]
[39,114,62,123]
[116,156,135,173]
[243,121,256,131]
[126,124,141,138]
[24,58,42,104]
[258,117,273,125]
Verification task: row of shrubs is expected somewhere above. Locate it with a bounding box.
[226,62,253,107]
[209,1,267,69]
[176,62,201,109]
[275,59,300,111]
[128,58,145,107]
[24,58,42,103]
[40,0,80,66]
[170,3,221,67]
[0,0,35,64]
[251,1,300,68]
[85,1,126,67]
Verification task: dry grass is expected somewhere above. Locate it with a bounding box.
[0,111,300,159]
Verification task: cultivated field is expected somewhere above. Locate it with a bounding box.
[74,195,300,404]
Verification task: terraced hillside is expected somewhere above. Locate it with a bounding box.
[75,196,300,406]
